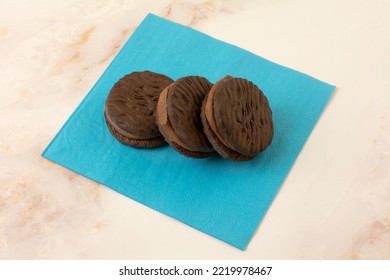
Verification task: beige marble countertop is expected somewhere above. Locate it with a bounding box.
[1,0,389,259]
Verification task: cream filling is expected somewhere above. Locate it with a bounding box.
[204,76,235,149]
[156,84,195,151]
[104,107,153,140]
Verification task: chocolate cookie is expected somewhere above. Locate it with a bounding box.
[104,71,174,148]
[201,76,273,161]
[156,76,215,158]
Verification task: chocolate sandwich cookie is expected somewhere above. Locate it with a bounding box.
[156,76,215,158]
[104,71,174,148]
[201,76,274,161]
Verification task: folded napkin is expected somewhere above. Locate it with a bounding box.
[42,14,335,250]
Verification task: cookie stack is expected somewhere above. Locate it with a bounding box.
[104,71,273,161]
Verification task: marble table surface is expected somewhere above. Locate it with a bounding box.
[1,0,389,259]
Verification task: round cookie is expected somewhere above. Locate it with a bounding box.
[156,76,215,158]
[104,71,174,148]
[201,76,273,161]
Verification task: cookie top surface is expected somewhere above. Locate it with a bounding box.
[201,102,253,162]
[166,76,214,152]
[105,71,173,138]
[212,77,273,157]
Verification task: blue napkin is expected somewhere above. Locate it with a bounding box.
[42,14,335,250]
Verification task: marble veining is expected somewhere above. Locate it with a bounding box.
[344,219,390,259]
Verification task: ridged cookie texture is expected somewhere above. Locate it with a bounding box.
[156,76,215,158]
[202,76,274,161]
[167,76,214,152]
[200,104,252,161]
[104,71,174,148]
